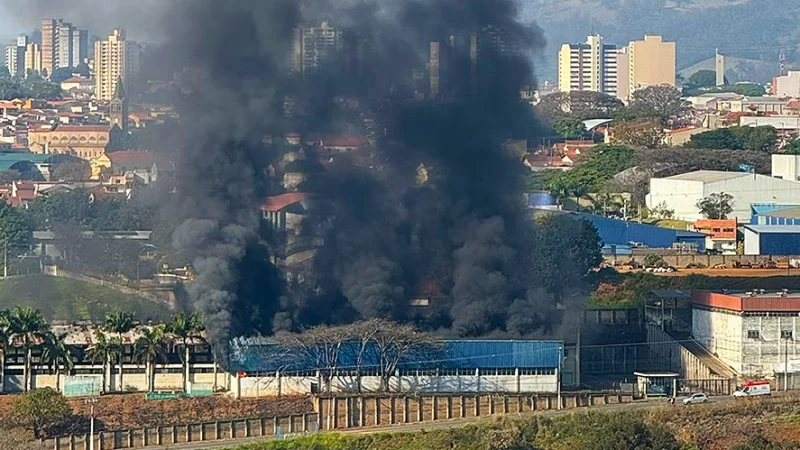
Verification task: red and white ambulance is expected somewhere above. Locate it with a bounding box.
[733,380,771,398]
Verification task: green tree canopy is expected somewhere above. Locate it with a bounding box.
[731,83,766,96]
[686,126,777,152]
[0,201,34,258]
[552,117,586,139]
[697,192,734,219]
[536,91,624,124]
[23,80,63,101]
[688,70,719,88]
[544,145,635,200]
[0,77,25,100]
[11,387,72,438]
[628,85,690,124]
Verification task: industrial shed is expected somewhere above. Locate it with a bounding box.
[750,204,800,226]
[227,339,564,397]
[647,170,800,221]
[570,212,706,251]
[743,225,800,255]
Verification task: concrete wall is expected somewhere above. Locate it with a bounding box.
[647,325,719,380]
[235,373,558,398]
[603,253,793,267]
[48,393,636,450]
[740,315,800,376]
[692,309,743,373]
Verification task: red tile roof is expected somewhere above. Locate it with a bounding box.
[261,193,310,212]
[106,151,172,170]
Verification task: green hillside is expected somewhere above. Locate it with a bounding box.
[0,275,172,322]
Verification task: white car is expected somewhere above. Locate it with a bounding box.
[683,393,709,405]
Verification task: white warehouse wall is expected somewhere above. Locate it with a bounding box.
[692,308,743,373]
[646,178,704,221]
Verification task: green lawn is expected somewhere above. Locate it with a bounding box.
[0,275,173,322]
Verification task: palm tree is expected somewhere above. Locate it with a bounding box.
[41,331,74,392]
[134,325,168,392]
[9,307,50,392]
[86,331,121,394]
[165,312,204,392]
[103,311,135,392]
[0,309,10,393]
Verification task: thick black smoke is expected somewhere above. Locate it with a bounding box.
[151,0,556,347]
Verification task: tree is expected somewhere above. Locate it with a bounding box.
[371,321,443,392]
[697,192,734,219]
[165,312,204,392]
[688,70,718,88]
[104,311,135,392]
[0,309,9,392]
[544,145,634,198]
[731,126,777,152]
[0,169,21,183]
[785,139,800,155]
[23,80,62,100]
[27,189,92,230]
[134,325,168,392]
[51,160,90,182]
[686,128,742,149]
[9,307,50,392]
[610,119,664,148]
[730,435,782,450]
[531,215,603,300]
[536,91,624,124]
[11,387,72,438]
[0,66,10,78]
[732,83,766,96]
[41,332,74,392]
[86,331,120,393]
[275,325,351,394]
[552,116,586,139]
[0,77,25,99]
[629,85,690,124]
[0,201,34,262]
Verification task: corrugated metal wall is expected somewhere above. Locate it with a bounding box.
[573,213,705,250]
[760,232,800,255]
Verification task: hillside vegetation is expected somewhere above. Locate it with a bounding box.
[0,275,172,322]
[235,396,800,450]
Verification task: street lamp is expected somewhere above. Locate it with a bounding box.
[136,244,157,287]
[85,397,98,450]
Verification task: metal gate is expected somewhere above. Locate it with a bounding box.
[678,378,731,395]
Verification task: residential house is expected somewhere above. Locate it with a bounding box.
[692,219,738,254]
[92,150,175,183]
[663,126,708,147]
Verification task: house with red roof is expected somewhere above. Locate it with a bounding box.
[261,193,312,237]
[91,150,176,184]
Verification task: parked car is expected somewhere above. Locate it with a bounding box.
[683,393,709,405]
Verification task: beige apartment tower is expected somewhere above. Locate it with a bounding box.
[24,44,42,76]
[626,35,676,97]
[94,29,140,101]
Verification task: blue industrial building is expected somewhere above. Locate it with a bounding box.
[568,212,706,252]
[228,338,563,374]
[743,225,800,255]
[750,204,800,226]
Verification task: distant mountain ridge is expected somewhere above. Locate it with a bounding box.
[520,0,800,83]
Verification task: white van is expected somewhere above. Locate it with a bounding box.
[733,380,771,397]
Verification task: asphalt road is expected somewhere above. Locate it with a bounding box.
[146,394,743,450]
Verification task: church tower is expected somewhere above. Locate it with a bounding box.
[109,77,129,133]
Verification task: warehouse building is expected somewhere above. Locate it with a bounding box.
[692,290,800,379]
[743,225,800,255]
[750,204,800,226]
[569,212,706,252]
[647,170,800,221]
[228,339,565,397]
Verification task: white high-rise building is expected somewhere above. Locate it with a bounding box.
[94,28,140,100]
[5,35,29,77]
[291,22,344,77]
[558,35,618,97]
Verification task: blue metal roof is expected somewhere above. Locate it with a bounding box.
[227,339,563,373]
[569,212,706,251]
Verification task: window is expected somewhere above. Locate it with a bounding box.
[747,330,760,339]
[782,330,793,340]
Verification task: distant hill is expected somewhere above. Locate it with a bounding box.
[523,0,800,83]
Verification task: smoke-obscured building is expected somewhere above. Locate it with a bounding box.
[292,22,344,77]
[94,29,141,101]
[4,35,28,77]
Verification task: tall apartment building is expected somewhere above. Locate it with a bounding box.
[94,29,141,101]
[41,19,89,74]
[24,43,42,76]
[291,22,343,77]
[4,36,27,78]
[558,35,618,97]
[617,35,676,101]
[41,19,58,75]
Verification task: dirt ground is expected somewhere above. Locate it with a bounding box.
[0,393,314,431]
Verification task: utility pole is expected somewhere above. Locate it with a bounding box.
[3,232,7,278]
[785,333,790,391]
[85,397,98,450]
